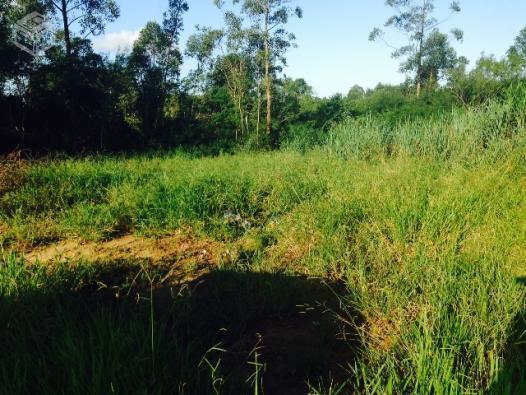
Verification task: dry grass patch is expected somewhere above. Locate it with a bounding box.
[0,151,28,196]
[23,231,227,284]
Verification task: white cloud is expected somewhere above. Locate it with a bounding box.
[93,30,140,53]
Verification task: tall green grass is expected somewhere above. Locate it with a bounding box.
[1,89,526,392]
[327,92,526,163]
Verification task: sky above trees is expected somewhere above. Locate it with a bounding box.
[47,1,526,97]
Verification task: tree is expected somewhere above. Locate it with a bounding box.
[44,0,120,56]
[186,10,255,141]
[347,85,365,100]
[446,53,523,106]
[510,27,526,62]
[507,27,526,76]
[231,0,302,138]
[185,26,224,91]
[414,30,459,88]
[282,77,313,97]
[23,38,132,152]
[0,1,34,88]
[126,0,188,144]
[370,0,463,97]
[163,0,189,44]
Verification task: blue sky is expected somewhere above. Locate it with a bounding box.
[92,1,526,97]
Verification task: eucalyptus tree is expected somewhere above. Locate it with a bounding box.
[185,26,223,91]
[43,0,120,56]
[227,0,302,137]
[186,9,256,141]
[370,0,463,97]
[220,11,257,138]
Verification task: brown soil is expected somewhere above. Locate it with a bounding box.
[24,231,226,284]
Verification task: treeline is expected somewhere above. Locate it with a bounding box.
[1,0,526,155]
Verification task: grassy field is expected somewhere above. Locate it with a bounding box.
[1,95,526,393]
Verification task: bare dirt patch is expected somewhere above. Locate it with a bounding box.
[24,231,226,283]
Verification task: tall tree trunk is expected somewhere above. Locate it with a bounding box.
[416,35,423,98]
[264,2,272,135]
[415,3,426,98]
[238,97,244,137]
[60,0,72,56]
[256,76,261,146]
[428,68,435,90]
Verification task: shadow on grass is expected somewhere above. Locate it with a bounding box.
[489,276,526,394]
[0,262,360,394]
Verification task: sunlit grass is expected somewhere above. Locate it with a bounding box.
[1,96,526,392]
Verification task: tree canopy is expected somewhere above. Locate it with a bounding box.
[0,0,525,155]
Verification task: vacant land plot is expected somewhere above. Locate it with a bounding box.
[1,102,526,393]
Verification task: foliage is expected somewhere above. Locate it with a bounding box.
[370,0,463,95]
[44,0,120,55]
[1,1,526,155]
